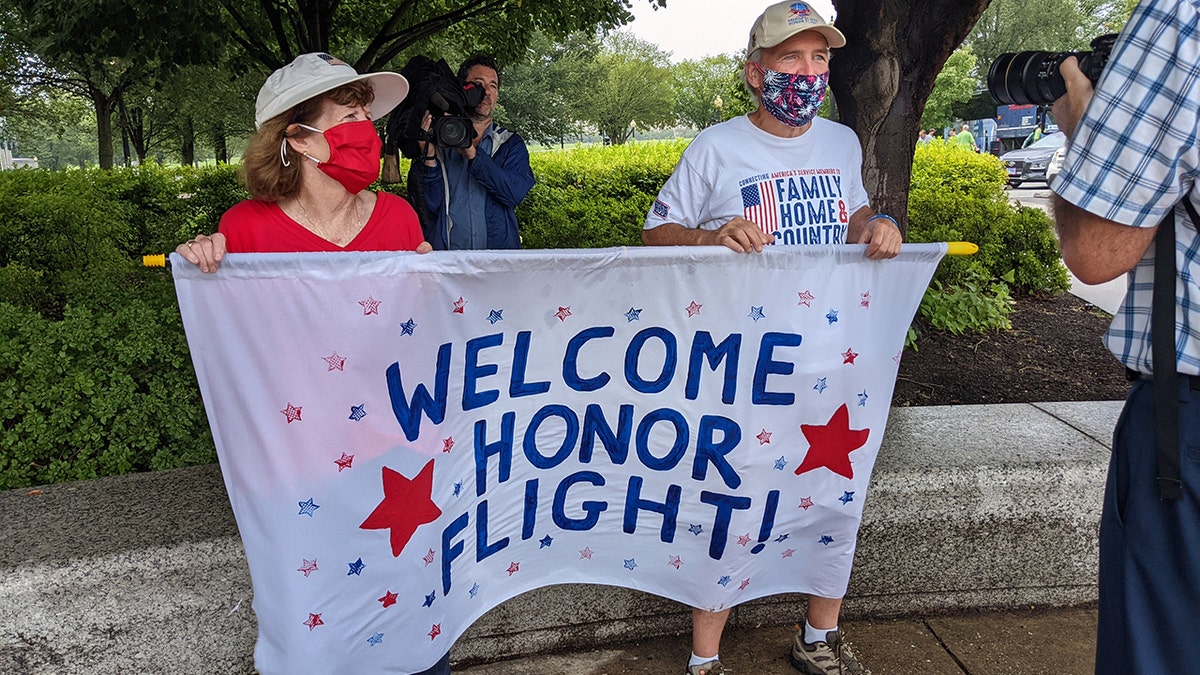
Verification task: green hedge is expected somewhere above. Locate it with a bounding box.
[0,143,1068,488]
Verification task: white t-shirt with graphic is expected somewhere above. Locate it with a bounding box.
[646,115,870,246]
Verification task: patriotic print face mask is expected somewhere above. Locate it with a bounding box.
[753,62,829,128]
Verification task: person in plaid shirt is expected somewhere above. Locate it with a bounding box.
[1050,1,1199,672]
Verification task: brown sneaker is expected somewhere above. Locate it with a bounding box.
[789,629,868,674]
[686,658,729,675]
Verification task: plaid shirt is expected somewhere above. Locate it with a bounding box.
[1052,0,1200,375]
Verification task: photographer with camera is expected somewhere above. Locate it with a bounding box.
[417,54,535,250]
[1044,1,1200,672]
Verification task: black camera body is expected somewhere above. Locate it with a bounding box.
[385,55,484,159]
[987,33,1118,106]
[427,84,484,148]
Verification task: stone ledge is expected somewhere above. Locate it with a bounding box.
[0,401,1119,673]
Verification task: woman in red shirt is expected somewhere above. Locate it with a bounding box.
[177,52,432,269]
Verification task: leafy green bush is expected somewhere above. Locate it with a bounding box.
[908,143,1068,297]
[906,143,1067,345]
[518,140,686,248]
[0,293,214,490]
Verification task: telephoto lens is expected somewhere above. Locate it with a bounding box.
[987,34,1118,106]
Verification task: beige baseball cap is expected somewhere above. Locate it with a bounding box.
[254,52,409,129]
[747,1,846,53]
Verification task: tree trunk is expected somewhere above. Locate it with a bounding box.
[831,0,992,236]
[90,86,115,170]
[181,116,196,166]
[212,121,228,164]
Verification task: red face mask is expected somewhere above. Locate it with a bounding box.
[298,120,382,194]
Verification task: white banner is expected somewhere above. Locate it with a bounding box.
[172,245,943,674]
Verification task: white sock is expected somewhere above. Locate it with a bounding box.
[689,652,718,666]
[804,620,837,644]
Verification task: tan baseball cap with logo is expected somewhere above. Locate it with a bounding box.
[254,52,410,129]
[747,1,847,53]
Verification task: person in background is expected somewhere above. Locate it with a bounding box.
[1049,1,1200,673]
[417,54,535,250]
[642,2,900,673]
[173,52,446,675]
[952,123,978,152]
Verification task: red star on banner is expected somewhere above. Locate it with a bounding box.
[507,562,520,576]
[555,306,572,321]
[442,437,455,453]
[668,555,682,569]
[322,352,346,371]
[379,590,398,608]
[797,290,815,307]
[842,347,859,364]
[860,291,871,308]
[737,533,751,547]
[429,624,442,641]
[359,296,381,315]
[422,549,435,566]
[579,547,593,560]
[799,496,814,510]
[334,453,354,472]
[794,404,870,480]
[739,579,750,590]
[359,460,443,557]
[685,301,703,317]
[280,402,302,423]
[782,548,796,558]
[303,613,324,630]
[452,296,467,314]
[756,429,772,444]
[297,559,318,577]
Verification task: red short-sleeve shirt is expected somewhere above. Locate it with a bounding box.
[218,192,424,253]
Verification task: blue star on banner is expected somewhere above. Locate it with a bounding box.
[819,535,835,545]
[624,558,637,571]
[774,456,787,470]
[453,481,463,497]
[688,523,703,536]
[469,583,480,598]
[348,404,367,421]
[487,309,504,324]
[297,498,319,517]
[775,533,790,543]
[539,535,553,549]
[347,558,365,575]
[399,318,416,336]
[826,308,839,325]
[840,491,855,505]
[857,390,869,406]
[367,633,384,646]
[718,575,731,587]
[748,306,765,322]
[813,377,828,394]
[423,591,436,607]
[625,307,642,322]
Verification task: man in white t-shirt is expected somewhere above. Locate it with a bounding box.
[643,3,900,674]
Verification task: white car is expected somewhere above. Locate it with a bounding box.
[1043,145,1066,185]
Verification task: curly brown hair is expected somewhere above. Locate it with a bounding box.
[241,80,377,202]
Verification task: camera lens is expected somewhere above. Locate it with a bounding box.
[434,117,472,148]
[988,50,1072,106]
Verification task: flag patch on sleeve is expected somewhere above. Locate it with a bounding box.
[652,199,670,219]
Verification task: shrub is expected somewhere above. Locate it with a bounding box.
[0,293,214,490]
[518,140,686,248]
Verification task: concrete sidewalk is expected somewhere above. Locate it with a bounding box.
[457,605,1097,674]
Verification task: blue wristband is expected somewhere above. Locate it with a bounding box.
[867,213,898,228]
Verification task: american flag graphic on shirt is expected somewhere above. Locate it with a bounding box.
[742,180,778,233]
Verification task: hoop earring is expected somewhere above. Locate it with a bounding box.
[279,137,291,167]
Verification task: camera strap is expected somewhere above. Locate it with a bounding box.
[1151,196,1199,501]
